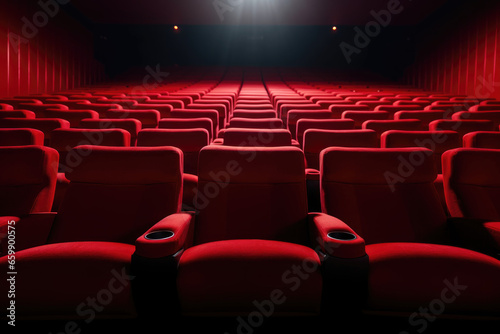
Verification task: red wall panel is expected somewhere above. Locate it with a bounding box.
[407,4,500,100]
[0,0,104,98]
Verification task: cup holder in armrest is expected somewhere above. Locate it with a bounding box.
[327,231,357,241]
[145,230,174,240]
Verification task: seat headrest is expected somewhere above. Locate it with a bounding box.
[0,146,59,185]
[66,146,182,184]
[321,147,436,184]
[199,146,305,184]
[442,148,500,186]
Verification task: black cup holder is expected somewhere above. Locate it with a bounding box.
[145,230,174,240]
[327,231,357,241]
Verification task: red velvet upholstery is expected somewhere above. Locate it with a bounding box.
[296,119,355,145]
[0,146,58,216]
[106,109,161,128]
[362,119,422,138]
[222,128,292,147]
[0,118,70,145]
[453,111,500,128]
[463,131,500,148]
[39,109,100,127]
[48,146,183,244]
[469,105,500,111]
[232,110,277,118]
[381,130,461,173]
[0,128,44,146]
[303,129,378,170]
[229,117,283,129]
[320,147,446,244]
[342,111,389,128]
[129,104,172,118]
[0,110,36,119]
[0,103,14,110]
[320,147,500,317]
[394,110,451,129]
[0,242,137,319]
[442,148,500,220]
[429,119,495,137]
[178,239,322,315]
[159,117,213,141]
[137,128,209,174]
[79,118,141,145]
[171,109,219,135]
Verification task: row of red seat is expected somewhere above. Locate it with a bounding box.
[0,144,499,321]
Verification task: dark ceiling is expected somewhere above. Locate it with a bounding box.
[70,0,449,26]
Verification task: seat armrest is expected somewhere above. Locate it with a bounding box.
[306,168,320,181]
[447,218,500,257]
[308,212,366,259]
[135,212,195,259]
[0,213,57,256]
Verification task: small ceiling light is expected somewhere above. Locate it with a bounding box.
[173,25,179,31]
[332,26,337,31]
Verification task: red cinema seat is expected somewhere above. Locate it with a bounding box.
[429,120,495,138]
[330,104,370,118]
[171,109,219,136]
[342,111,390,128]
[0,103,14,110]
[442,148,500,256]
[74,103,123,115]
[0,146,189,320]
[463,131,500,149]
[235,103,274,111]
[394,110,451,130]
[362,119,421,138]
[40,109,100,127]
[0,99,42,109]
[106,109,161,128]
[222,128,293,147]
[375,105,424,115]
[232,110,277,119]
[79,119,141,146]
[0,110,36,119]
[452,111,500,128]
[0,146,58,217]
[177,146,363,315]
[0,128,44,146]
[18,103,69,114]
[229,117,283,129]
[145,99,185,109]
[303,129,379,170]
[137,129,209,175]
[320,147,500,317]
[159,117,214,142]
[296,119,355,146]
[187,104,227,128]
[0,118,70,145]
[469,105,500,112]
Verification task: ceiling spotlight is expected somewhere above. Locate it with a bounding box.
[332,26,337,31]
[173,25,179,31]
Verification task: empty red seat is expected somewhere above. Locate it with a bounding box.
[0,110,36,119]
[469,105,500,112]
[330,104,371,118]
[74,103,123,115]
[342,111,390,128]
[137,129,209,175]
[375,105,424,115]
[0,128,44,146]
[304,129,378,170]
[177,146,357,315]
[171,109,219,135]
[187,104,227,127]
[159,117,214,142]
[0,103,13,110]
[463,131,500,148]
[229,117,283,129]
[320,147,500,317]
[0,146,189,320]
[79,119,141,145]
[106,109,161,128]
[40,109,99,127]
[222,128,293,147]
[442,148,500,255]
[394,110,451,129]
[429,119,495,138]
[232,110,277,118]
[145,99,185,109]
[452,111,500,128]
[362,119,421,138]
[0,118,70,145]
[296,119,355,146]
[0,146,58,217]
[0,99,42,109]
